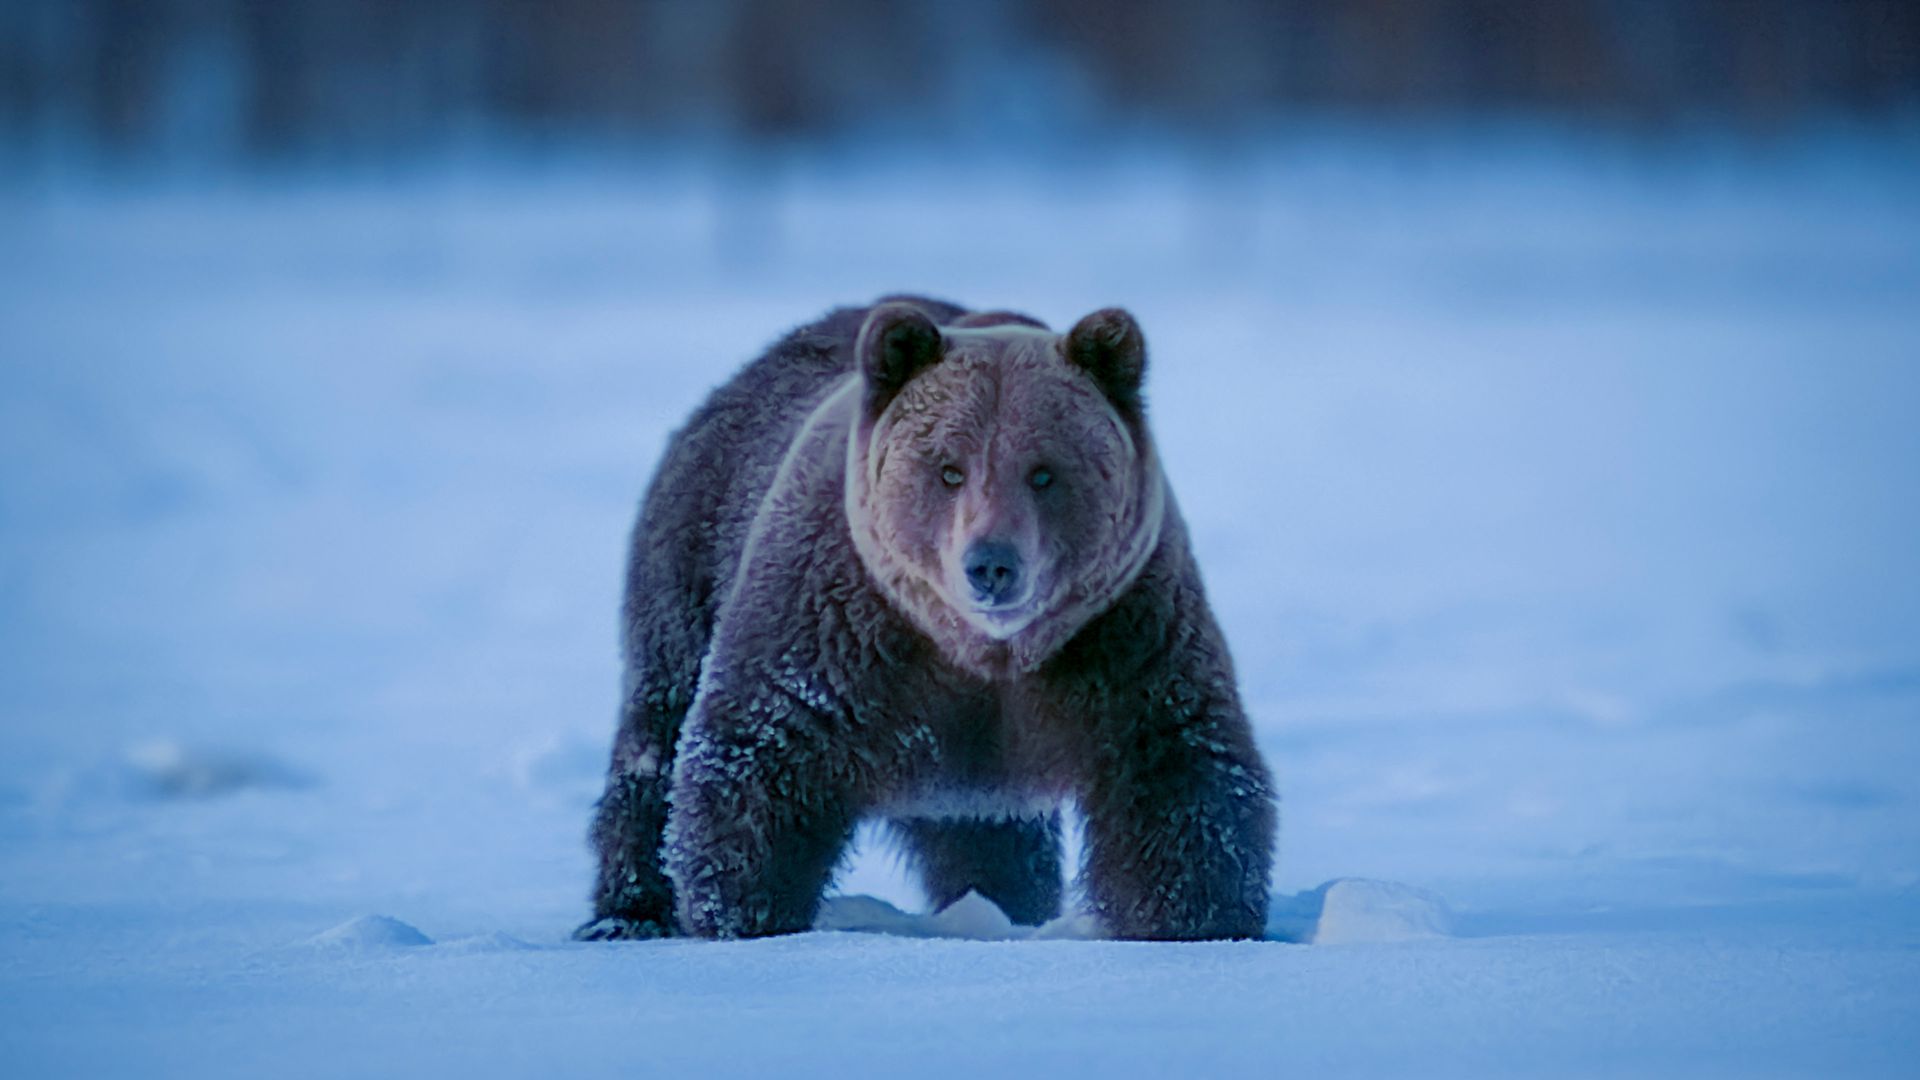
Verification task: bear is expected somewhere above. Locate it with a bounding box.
[578,296,1276,941]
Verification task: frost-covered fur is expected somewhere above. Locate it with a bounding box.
[582,297,1276,941]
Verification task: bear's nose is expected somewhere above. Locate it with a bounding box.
[963,540,1023,606]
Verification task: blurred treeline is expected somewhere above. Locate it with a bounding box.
[4,0,1917,162]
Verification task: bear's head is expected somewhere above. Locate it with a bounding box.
[846,301,1167,678]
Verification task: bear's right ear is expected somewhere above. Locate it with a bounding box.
[1066,307,1147,413]
[857,302,944,415]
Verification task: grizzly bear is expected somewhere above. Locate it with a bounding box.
[579,297,1275,941]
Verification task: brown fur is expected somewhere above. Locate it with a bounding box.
[580,297,1276,942]
[847,319,1164,679]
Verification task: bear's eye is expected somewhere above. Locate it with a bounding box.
[940,465,965,488]
[1028,467,1054,491]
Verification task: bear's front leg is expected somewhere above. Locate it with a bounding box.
[1080,724,1275,940]
[577,699,684,940]
[1077,667,1277,941]
[579,767,675,939]
[663,684,860,939]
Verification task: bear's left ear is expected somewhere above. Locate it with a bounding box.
[1065,308,1147,412]
[857,302,944,415]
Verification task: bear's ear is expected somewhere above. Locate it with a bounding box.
[1065,308,1147,412]
[857,302,944,414]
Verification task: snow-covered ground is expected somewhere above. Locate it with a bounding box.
[3,133,1919,1077]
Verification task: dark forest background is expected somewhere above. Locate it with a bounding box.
[4,0,1918,167]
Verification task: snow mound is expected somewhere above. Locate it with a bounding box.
[1264,888,1328,944]
[815,892,1026,939]
[815,894,941,936]
[120,740,313,800]
[435,932,542,954]
[1310,879,1455,944]
[926,890,1021,939]
[1028,908,1105,940]
[304,915,435,950]
[821,883,1451,943]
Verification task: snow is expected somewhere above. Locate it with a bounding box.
[816,891,1028,940]
[3,132,1919,1076]
[302,914,435,950]
[1276,878,1457,945]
